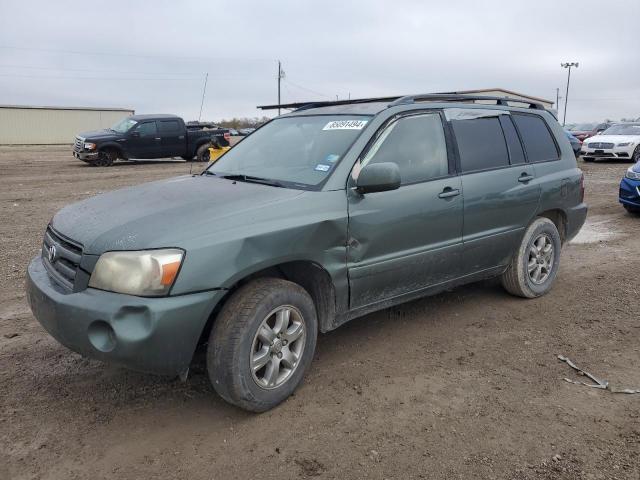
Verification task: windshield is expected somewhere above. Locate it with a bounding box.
[570,123,596,131]
[601,124,640,135]
[111,117,138,133]
[206,115,371,189]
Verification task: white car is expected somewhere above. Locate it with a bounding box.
[581,123,640,162]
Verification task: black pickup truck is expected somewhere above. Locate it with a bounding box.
[73,114,231,166]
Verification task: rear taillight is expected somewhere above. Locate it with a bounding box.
[580,172,585,203]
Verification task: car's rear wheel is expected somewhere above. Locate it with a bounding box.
[632,145,640,163]
[501,217,562,298]
[91,149,117,167]
[196,144,210,162]
[207,278,317,412]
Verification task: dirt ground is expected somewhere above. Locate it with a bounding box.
[1,146,639,480]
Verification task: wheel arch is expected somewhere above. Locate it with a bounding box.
[97,143,124,159]
[194,259,337,356]
[537,208,567,243]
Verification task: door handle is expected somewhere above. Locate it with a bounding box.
[438,187,461,199]
[154,137,162,141]
[518,173,535,183]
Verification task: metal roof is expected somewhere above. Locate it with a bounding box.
[0,104,134,112]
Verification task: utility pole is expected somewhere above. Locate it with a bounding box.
[277,61,285,116]
[560,62,579,126]
[198,72,208,122]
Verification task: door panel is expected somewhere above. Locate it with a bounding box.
[461,166,540,272]
[157,119,184,157]
[127,121,161,158]
[347,176,463,308]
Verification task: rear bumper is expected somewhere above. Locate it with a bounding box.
[26,256,224,376]
[619,177,640,208]
[565,202,588,242]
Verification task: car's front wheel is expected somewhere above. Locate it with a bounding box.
[501,217,562,298]
[207,278,317,412]
[91,149,117,167]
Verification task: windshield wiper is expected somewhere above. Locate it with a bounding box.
[219,174,285,188]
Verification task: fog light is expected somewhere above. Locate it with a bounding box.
[88,320,116,352]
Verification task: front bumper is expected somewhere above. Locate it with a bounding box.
[581,145,634,160]
[26,256,225,376]
[619,177,640,208]
[73,149,99,161]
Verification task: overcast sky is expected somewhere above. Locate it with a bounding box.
[1,0,638,123]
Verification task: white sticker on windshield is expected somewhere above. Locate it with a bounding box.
[323,120,368,131]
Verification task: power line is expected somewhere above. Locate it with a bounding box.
[283,79,331,99]
[0,73,203,81]
[0,45,273,63]
[0,63,206,77]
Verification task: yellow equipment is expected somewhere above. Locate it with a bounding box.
[208,146,230,163]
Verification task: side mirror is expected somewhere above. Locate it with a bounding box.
[355,162,401,194]
[130,131,140,138]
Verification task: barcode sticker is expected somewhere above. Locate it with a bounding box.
[323,120,368,131]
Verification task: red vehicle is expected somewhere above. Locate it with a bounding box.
[568,122,612,142]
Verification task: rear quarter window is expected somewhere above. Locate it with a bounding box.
[512,114,559,162]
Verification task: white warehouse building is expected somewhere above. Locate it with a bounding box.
[0,105,135,145]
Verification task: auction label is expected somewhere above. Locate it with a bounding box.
[323,120,368,131]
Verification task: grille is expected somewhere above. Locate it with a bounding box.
[587,142,614,149]
[73,136,83,152]
[42,227,83,290]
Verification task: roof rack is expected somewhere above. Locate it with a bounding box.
[256,93,546,112]
[390,93,546,110]
[256,96,402,111]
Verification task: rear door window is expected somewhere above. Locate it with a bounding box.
[158,120,181,134]
[512,114,559,162]
[499,116,526,165]
[451,116,509,172]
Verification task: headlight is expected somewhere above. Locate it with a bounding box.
[625,167,640,180]
[84,143,96,150]
[89,249,184,296]
[617,142,632,147]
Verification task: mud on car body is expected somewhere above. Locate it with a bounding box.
[27,94,587,412]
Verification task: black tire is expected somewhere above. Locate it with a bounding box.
[196,144,211,162]
[91,149,117,167]
[632,145,640,163]
[624,204,640,215]
[181,154,194,161]
[501,217,562,298]
[583,157,594,163]
[207,278,318,412]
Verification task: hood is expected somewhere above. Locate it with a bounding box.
[77,129,120,140]
[51,175,305,254]
[585,135,640,144]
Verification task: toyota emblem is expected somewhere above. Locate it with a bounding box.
[48,245,57,263]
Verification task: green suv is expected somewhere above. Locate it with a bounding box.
[26,94,587,412]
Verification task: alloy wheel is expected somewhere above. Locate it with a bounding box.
[250,305,306,389]
[527,234,554,284]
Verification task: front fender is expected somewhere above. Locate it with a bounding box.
[170,190,350,313]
